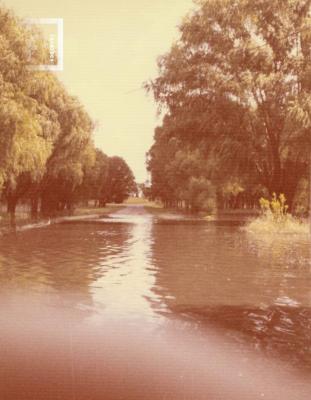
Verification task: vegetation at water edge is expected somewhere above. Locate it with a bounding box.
[144,0,310,217]
[0,5,137,224]
[246,194,309,234]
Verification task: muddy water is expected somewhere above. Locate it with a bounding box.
[0,206,310,399]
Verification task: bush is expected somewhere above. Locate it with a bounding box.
[259,193,288,223]
[247,193,309,234]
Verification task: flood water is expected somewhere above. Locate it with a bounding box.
[0,206,310,399]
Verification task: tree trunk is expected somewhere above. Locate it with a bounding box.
[41,192,58,217]
[7,195,17,228]
[31,196,39,220]
[99,199,106,207]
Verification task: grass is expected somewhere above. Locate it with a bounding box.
[245,194,309,235]
[124,197,162,207]
[74,204,123,216]
[246,213,309,235]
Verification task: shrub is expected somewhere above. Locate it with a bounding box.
[259,193,289,223]
[247,193,308,234]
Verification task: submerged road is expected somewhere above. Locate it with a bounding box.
[0,204,310,399]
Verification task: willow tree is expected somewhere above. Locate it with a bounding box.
[75,149,109,206]
[39,93,95,215]
[147,0,311,210]
[0,6,96,220]
[0,7,55,221]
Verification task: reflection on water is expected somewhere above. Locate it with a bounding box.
[150,222,311,371]
[151,224,310,308]
[90,213,165,322]
[0,206,310,399]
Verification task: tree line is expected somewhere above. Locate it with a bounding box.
[145,0,310,214]
[0,6,136,223]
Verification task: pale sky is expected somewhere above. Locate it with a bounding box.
[4,0,195,182]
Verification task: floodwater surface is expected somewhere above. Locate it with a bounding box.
[0,206,310,399]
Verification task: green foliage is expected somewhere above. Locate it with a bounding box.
[259,193,289,223]
[248,192,308,234]
[75,149,108,204]
[187,176,216,213]
[0,7,53,192]
[146,0,311,213]
[75,152,136,207]
[101,156,136,205]
[0,5,133,218]
[147,129,216,211]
